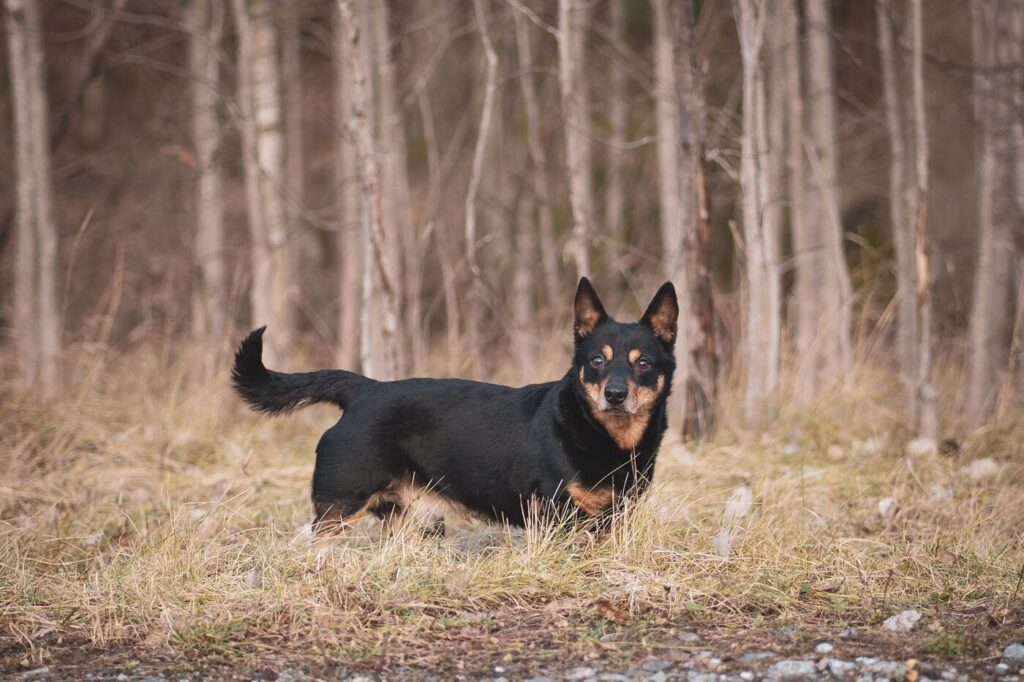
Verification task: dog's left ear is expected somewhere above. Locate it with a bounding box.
[640,282,678,347]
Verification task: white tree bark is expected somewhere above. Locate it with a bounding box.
[339,0,400,380]
[463,0,499,372]
[232,0,293,364]
[734,0,778,422]
[652,0,683,287]
[514,10,560,304]
[605,0,626,252]
[334,0,362,370]
[5,0,60,393]
[876,0,916,412]
[966,0,1016,426]
[187,0,226,343]
[908,0,937,439]
[800,0,853,394]
[559,0,592,279]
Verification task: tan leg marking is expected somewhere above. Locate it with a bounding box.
[567,482,616,515]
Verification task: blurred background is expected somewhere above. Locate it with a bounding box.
[2,0,1022,438]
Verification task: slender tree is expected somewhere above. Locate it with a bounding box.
[876,0,916,411]
[232,0,294,364]
[798,0,853,395]
[334,0,362,370]
[605,0,627,255]
[5,0,60,394]
[966,0,1017,427]
[187,0,227,343]
[513,9,560,305]
[339,0,401,380]
[734,0,779,422]
[559,0,592,279]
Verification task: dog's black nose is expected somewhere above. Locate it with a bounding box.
[604,384,628,405]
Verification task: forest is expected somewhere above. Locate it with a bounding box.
[2,0,1023,679]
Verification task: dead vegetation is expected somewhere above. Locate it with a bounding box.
[1,345,1022,675]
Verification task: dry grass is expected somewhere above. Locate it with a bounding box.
[2,342,1023,675]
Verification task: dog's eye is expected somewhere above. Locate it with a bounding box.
[635,357,652,372]
[589,355,604,369]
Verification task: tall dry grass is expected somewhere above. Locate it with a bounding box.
[1,338,1022,671]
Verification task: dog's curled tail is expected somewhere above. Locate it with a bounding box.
[231,326,374,415]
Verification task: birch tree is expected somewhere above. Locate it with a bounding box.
[797,0,853,396]
[5,0,60,394]
[514,10,560,303]
[334,0,362,370]
[187,0,226,342]
[876,0,916,411]
[966,0,1017,427]
[232,0,294,364]
[338,0,401,380]
[559,0,592,279]
[734,0,780,422]
[605,0,626,253]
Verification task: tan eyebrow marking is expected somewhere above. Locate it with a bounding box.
[601,345,613,361]
[628,349,641,364]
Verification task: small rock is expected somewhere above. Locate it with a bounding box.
[825,659,857,677]
[1004,643,1024,662]
[648,674,667,682]
[20,668,50,679]
[117,675,128,681]
[690,675,719,682]
[597,675,628,682]
[641,661,672,673]
[564,667,596,681]
[878,497,897,521]
[679,632,702,644]
[714,528,732,559]
[881,609,922,632]
[738,652,774,665]
[815,642,834,654]
[740,673,755,682]
[907,438,938,458]
[725,486,754,523]
[839,626,859,639]
[827,445,845,460]
[768,660,817,678]
[994,663,1010,676]
[963,457,1001,482]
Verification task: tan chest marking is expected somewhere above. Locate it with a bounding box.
[567,481,616,515]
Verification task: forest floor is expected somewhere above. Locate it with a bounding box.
[2,349,1023,680]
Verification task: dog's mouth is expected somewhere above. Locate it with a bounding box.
[598,401,637,416]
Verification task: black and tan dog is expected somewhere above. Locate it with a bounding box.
[232,278,677,534]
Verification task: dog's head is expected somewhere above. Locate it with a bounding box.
[571,278,678,449]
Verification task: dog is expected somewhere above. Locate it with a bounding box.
[231,277,677,535]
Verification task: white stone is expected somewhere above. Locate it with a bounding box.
[881,609,922,633]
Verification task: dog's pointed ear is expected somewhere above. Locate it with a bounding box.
[640,282,678,347]
[574,277,608,342]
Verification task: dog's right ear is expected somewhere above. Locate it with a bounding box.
[574,277,608,343]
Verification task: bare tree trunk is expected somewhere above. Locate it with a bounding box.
[463,0,499,374]
[334,0,362,370]
[282,0,305,335]
[908,0,937,439]
[677,1,718,440]
[513,10,560,307]
[512,186,536,385]
[605,0,626,253]
[734,0,778,422]
[5,0,60,393]
[232,0,293,364]
[372,0,412,374]
[876,0,916,413]
[782,0,814,389]
[652,0,683,287]
[339,0,400,380]
[188,0,226,344]
[559,0,592,279]
[801,0,853,392]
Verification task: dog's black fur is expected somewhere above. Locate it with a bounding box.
[232,278,678,533]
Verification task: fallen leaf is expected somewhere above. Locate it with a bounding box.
[593,598,629,624]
